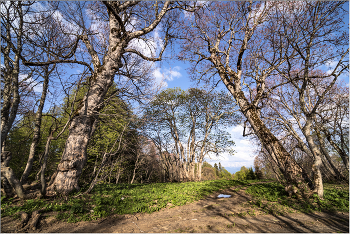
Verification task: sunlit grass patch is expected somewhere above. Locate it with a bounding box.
[1,179,248,223]
[245,182,349,213]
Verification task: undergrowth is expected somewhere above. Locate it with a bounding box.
[245,182,349,214]
[1,179,248,223]
[1,180,347,224]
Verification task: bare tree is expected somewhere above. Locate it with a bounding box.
[263,77,347,183]
[1,1,33,152]
[265,2,348,197]
[143,88,238,182]
[314,83,349,173]
[178,1,310,196]
[7,1,198,195]
[178,1,348,197]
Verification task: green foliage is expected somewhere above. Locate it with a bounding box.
[2,181,347,224]
[246,167,256,180]
[4,82,136,186]
[234,171,244,180]
[233,166,256,180]
[143,87,240,182]
[322,187,349,212]
[246,182,286,202]
[5,111,65,180]
[214,163,219,176]
[1,180,248,222]
[202,161,233,180]
[246,182,349,213]
[219,168,233,180]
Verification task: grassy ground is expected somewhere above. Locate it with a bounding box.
[1,180,249,223]
[1,180,348,223]
[244,182,349,215]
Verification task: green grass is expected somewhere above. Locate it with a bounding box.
[245,182,349,214]
[2,180,347,223]
[1,179,248,223]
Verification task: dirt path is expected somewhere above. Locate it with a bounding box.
[2,185,349,233]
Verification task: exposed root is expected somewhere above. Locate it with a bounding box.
[285,185,298,197]
[16,212,29,229]
[28,210,41,230]
[17,208,45,232]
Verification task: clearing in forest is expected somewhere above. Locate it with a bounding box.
[1,180,349,233]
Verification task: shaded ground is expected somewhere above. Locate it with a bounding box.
[1,184,349,233]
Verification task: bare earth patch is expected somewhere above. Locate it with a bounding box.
[1,185,349,233]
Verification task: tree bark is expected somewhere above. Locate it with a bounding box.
[218,68,310,194]
[40,133,54,196]
[46,55,121,194]
[1,2,23,152]
[302,119,324,198]
[320,126,349,172]
[197,161,202,181]
[1,151,25,199]
[21,65,52,184]
[116,168,121,184]
[46,1,174,195]
[314,126,347,182]
[130,153,140,184]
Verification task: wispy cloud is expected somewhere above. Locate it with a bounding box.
[19,74,43,93]
[206,125,258,170]
[152,66,182,88]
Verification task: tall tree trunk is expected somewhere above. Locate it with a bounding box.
[197,161,202,181]
[21,65,52,184]
[321,126,349,172]
[46,45,123,194]
[130,153,140,184]
[40,134,54,196]
[190,162,195,181]
[314,126,347,182]
[249,110,308,190]
[1,6,22,152]
[220,71,311,194]
[115,168,121,184]
[1,151,25,199]
[302,118,324,198]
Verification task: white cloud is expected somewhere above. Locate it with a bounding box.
[125,16,138,32]
[205,125,258,170]
[128,38,158,58]
[127,24,164,59]
[183,10,193,19]
[31,2,47,12]
[152,68,168,89]
[153,68,163,79]
[19,74,43,93]
[239,139,250,145]
[207,149,255,168]
[153,66,182,83]
[326,60,339,74]
[153,26,164,54]
[231,125,244,134]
